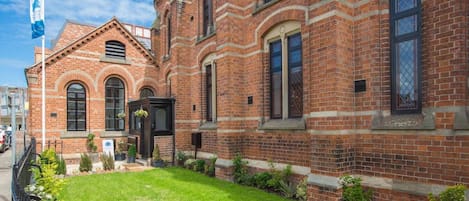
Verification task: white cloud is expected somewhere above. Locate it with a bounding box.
[44,0,155,38]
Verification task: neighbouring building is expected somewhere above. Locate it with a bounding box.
[26,0,469,200]
[0,86,27,129]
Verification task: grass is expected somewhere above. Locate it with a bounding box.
[58,167,292,201]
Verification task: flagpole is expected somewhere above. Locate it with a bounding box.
[41,34,45,151]
[41,0,46,151]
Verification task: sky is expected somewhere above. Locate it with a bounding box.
[0,0,156,87]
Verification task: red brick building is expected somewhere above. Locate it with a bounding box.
[26,0,469,200]
[150,0,469,200]
[26,19,159,154]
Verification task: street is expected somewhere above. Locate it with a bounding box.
[0,149,11,201]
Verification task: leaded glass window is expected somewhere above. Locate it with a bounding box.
[203,0,213,36]
[105,78,125,131]
[140,88,154,99]
[206,65,213,122]
[67,83,86,131]
[391,0,421,114]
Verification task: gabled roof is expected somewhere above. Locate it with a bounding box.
[26,17,155,71]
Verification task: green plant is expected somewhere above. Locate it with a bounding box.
[429,184,467,201]
[205,157,216,177]
[30,149,65,200]
[128,144,137,157]
[117,111,126,119]
[100,152,115,171]
[56,156,67,175]
[279,180,296,198]
[115,140,125,154]
[296,178,308,201]
[134,107,149,118]
[153,144,162,161]
[253,172,273,189]
[233,153,249,184]
[79,153,93,172]
[176,151,186,165]
[86,133,97,153]
[195,159,205,173]
[267,163,292,191]
[184,159,196,169]
[339,175,372,201]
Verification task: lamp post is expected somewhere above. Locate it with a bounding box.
[8,92,16,166]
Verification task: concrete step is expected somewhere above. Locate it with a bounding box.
[135,158,150,167]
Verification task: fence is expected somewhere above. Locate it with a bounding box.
[11,137,36,201]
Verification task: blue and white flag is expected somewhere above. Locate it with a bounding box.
[30,0,44,39]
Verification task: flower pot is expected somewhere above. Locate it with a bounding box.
[114,153,126,161]
[127,156,136,163]
[152,160,165,168]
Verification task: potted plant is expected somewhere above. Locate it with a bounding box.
[127,144,136,163]
[134,107,149,118]
[152,144,165,167]
[117,111,126,119]
[176,151,186,166]
[114,140,126,161]
[87,133,99,162]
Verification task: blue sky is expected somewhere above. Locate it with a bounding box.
[0,0,155,87]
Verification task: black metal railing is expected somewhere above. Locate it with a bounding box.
[12,137,36,201]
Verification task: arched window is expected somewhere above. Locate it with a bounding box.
[140,88,154,99]
[105,78,125,131]
[265,21,303,119]
[67,83,86,131]
[105,40,126,60]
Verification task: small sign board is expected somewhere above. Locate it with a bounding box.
[102,140,114,157]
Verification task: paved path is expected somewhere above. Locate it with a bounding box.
[0,149,11,201]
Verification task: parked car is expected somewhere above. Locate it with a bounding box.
[0,128,11,153]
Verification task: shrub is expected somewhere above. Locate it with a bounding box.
[429,184,467,201]
[253,172,273,189]
[339,175,372,201]
[87,133,97,153]
[206,157,216,177]
[195,159,205,173]
[279,180,296,198]
[296,178,308,201]
[79,153,93,172]
[233,153,249,184]
[153,144,161,161]
[29,149,65,200]
[56,156,67,175]
[128,144,137,158]
[184,159,196,169]
[100,153,115,171]
[267,163,292,191]
[176,151,187,166]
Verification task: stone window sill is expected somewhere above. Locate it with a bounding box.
[258,118,306,130]
[60,131,88,139]
[100,56,131,65]
[199,122,217,130]
[101,131,128,138]
[196,31,216,44]
[253,0,280,15]
[371,112,435,130]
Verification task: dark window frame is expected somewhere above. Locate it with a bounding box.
[203,0,213,36]
[105,40,126,60]
[287,33,303,118]
[269,39,283,119]
[67,83,86,131]
[390,0,422,114]
[140,88,155,99]
[206,64,213,122]
[167,16,172,55]
[105,77,125,131]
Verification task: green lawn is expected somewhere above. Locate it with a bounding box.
[58,167,291,201]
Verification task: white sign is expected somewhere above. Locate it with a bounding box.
[102,140,114,157]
